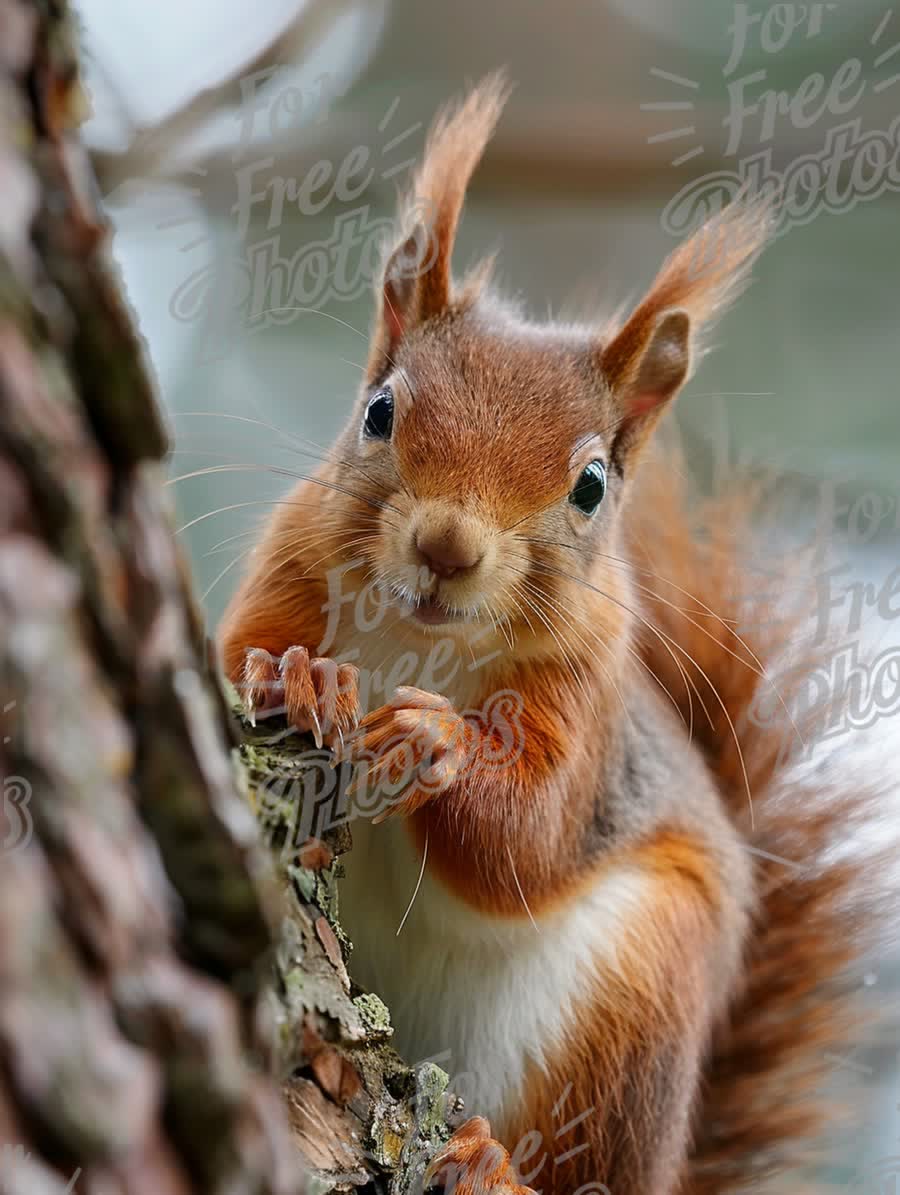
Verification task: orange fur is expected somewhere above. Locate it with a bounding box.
[218,78,894,1194]
[222,482,338,677]
[408,653,615,917]
[626,459,892,1192]
[503,831,725,1195]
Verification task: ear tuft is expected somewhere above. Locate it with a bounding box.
[656,190,775,343]
[600,193,775,463]
[367,72,511,381]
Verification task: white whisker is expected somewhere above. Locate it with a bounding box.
[397,831,429,936]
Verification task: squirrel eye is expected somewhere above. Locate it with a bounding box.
[569,460,607,516]
[364,387,394,440]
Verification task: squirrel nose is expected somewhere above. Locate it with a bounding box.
[415,531,482,579]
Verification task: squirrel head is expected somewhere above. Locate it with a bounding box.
[321,74,773,652]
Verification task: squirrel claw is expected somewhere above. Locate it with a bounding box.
[238,647,359,749]
[240,648,282,722]
[309,708,324,750]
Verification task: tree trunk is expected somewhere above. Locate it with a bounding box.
[0,4,454,1192]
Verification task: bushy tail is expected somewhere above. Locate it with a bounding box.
[625,451,894,1192]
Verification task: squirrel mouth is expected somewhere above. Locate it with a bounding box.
[393,591,464,627]
[409,596,462,626]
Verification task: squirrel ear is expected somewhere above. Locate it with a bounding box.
[601,308,691,461]
[599,194,774,465]
[366,72,510,382]
[378,222,438,359]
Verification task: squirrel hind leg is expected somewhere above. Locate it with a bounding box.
[426,1117,536,1195]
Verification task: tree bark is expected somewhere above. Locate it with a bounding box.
[0,4,455,1192]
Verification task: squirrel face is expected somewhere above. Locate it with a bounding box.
[327,310,635,649]
[306,72,771,654]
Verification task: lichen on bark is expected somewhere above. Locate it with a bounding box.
[237,709,460,1194]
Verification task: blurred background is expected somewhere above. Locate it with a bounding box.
[75,0,899,1183]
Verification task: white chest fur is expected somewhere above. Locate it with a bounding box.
[338,817,650,1130]
[328,607,650,1125]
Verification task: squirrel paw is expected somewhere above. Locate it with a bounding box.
[341,686,471,823]
[425,1117,536,1195]
[239,647,359,750]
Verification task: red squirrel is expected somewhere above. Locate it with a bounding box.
[220,76,883,1194]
